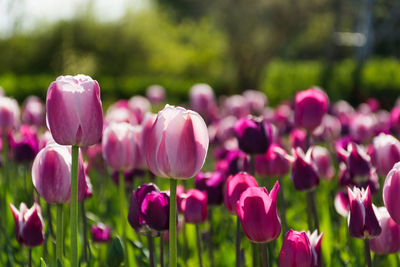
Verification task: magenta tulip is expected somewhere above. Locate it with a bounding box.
[91,223,111,243]
[46,74,103,146]
[32,144,86,204]
[236,182,281,243]
[141,191,170,232]
[371,133,400,176]
[307,230,324,267]
[10,202,45,247]
[22,96,45,127]
[310,146,334,180]
[128,96,151,124]
[289,128,307,150]
[0,96,20,130]
[370,207,400,254]
[280,230,313,267]
[145,104,209,179]
[383,162,400,225]
[9,125,39,163]
[182,189,208,224]
[224,172,258,214]
[294,88,328,131]
[291,147,319,191]
[195,171,224,205]
[255,143,291,177]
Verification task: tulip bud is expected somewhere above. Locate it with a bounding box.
[91,223,111,243]
[9,125,39,163]
[10,202,44,247]
[128,96,151,124]
[22,96,45,127]
[371,133,400,176]
[255,144,291,177]
[291,147,319,191]
[224,172,258,214]
[280,230,313,267]
[195,171,224,205]
[32,144,86,204]
[310,146,334,180]
[347,186,381,239]
[146,85,166,104]
[294,88,328,131]
[236,182,281,243]
[141,191,170,232]
[102,122,137,171]
[46,74,103,146]
[181,189,208,224]
[383,162,400,225]
[0,96,20,130]
[370,207,400,255]
[234,116,271,155]
[145,105,209,179]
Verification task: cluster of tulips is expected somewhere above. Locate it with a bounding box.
[2,74,400,267]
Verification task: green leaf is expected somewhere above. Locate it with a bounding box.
[107,236,124,267]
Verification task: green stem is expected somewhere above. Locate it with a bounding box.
[147,233,155,267]
[208,209,214,267]
[56,204,64,265]
[278,181,288,236]
[119,170,129,267]
[364,239,372,267]
[81,201,88,263]
[28,248,32,267]
[236,216,241,267]
[160,235,164,267]
[70,145,79,267]
[195,224,203,267]
[169,178,177,267]
[306,190,319,232]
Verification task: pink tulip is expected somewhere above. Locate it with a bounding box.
[224,172,258,214]
[10,202,45,247]
[145,105,209,179]
[291,147,319,191]
[222,95,250,119]
[294,88,328,131]
[46,74,103,146]
[255,144,291,177]
[334,191,349,217]
[22,96,45,127]
[243,90,267,115]
[91,223,112,243]
[280,230,313,267]
[181,189,208,224]
[370,133,400,176]
[310,146,334,180]
[383,162,400,225]
[0,96,20,130]
[195,171,224,205]
[32,144,86,204]
[370,207,400,254]
[102,122,137,171]
[105,100,138,125]
[289,128,307,150]
[236,182,281,243]
[9,125,39,163]
[146,85,166,104]
[349,113,376,143]
[128,96,151,124]
[189,83,217,121]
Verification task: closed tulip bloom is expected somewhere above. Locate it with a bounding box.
[347,186,381,239]
[383,162,400,225]
[236,182,281,243]
[189,83,217,119]
[338,142,371,181]
[145,104,209,179]
[280,230,313,267]
[234,116,271,155]
[224,172,258,214]
[255,143,291,177]
[22,96,45,127]
[102,122,137,171]
[10,202,44,247]
[128,96,151,124]
[146,85,166,104]
[46,74,103,146]
[182,189,208,224]
[32,144,86,204]
[291,147,319,191]
[105,100,138,125]
[310,146,334,180]
[371,133,400,176]
[370,207,400,254]
[289,128,307,150]
[294,88,328,131]
[141,191,170,232]
[91,223,111,243]
[0,96,20,130]
[9,125,39,163]
[195,171,224,205]
[128,183,160,232]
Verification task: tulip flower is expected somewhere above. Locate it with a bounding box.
[255,143,291,177]
[105,100,138,125]
[338,142,371,181]
[312,114,341,141]
[236,182,281,243]
[294,88,328,131]
[234,116,271,155]
[86,143,105,173]
[370,207,400,255]
[222,95,250,119]
[390,105,400,134]
[307,230,324,267]
[289,128,307,150]
[141,191,170,232]
[347,186,381,239]
[22,96,45,127]
[383,162,400,225]
[349,113,376,143]
[291,147,319,191]
[0,95,20,130]
[181,189,208,224]
[10,202,45,247]
[224,172,258,214]
[195,171,224,205]
[243,90,267,115]
[91,223,112,243]
[216,149,250,178]
[128,96,151,124]
[310,146,334,180]
[370,133,400,176]
[189,83,218,122]
[280,230,313,267]
[9,125,39,163]
[139,113,156,168]
[146,84,166,104]
[334,191,349,217]
[176,185,186,213]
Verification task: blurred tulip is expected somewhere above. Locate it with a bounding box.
[102,122,137,171]
[9,125,39,163]
[370,133,400,176]
[189,83,217,122]
[312,114,341,141]
[334,191,349,217]
[289,128,307,150]
[234,116,271,154]
[224,172,258,214]
[383,162,400,225]
[291,147,319,191]
[213,115,237,142]
[338,142,371,181]
[255,144,291,177]
[310,146,334,180]
[280,230,313,267]
[46,74,103,146]
[370,207,400,254]
[105,100,138,125]
[10,202,44,247]
[182,189,208,224]
[236,182,281,243]
[85,143,105,173]
[243,90,267,115]
[32,144,86,204]
[91,223,111,243]
[0,95,20,130]
[195,171,224,205]
[146,85,166,104]
[294,88,328,131]
[349,113,376,143]
[222,95,250,118]
[140,113,156,167]
[216,149,250,178]
[273,102,293,135]
[347,186,381,239]
[128,96,151,124]
[38,130,55,150]
[84,175,93,199]
[176,185,186,213]
[22,96,45,127]
[307,230,324,267]
[390,106,400,135]
[145,104,209,179]
[141,191,170,232]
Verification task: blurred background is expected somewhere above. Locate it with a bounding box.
[0,0,399,106]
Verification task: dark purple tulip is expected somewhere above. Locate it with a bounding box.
[291,147,319,191]
[224,172,258,214]
[255,144,291,177]
[10,202,44,247]
[347,186,381,239]
[338,142,371,181]
[234,116,271,154]
[195,171,224,205]
[9,125,39,163]
[216,149,250,178]
[289,128,307,150]
[128,183,160,233]
[91,223,111,243]
[294,88,328,131]
[141,191,170,232]
[182,189,208,224]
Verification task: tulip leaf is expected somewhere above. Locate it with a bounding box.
[107,236,124,267]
